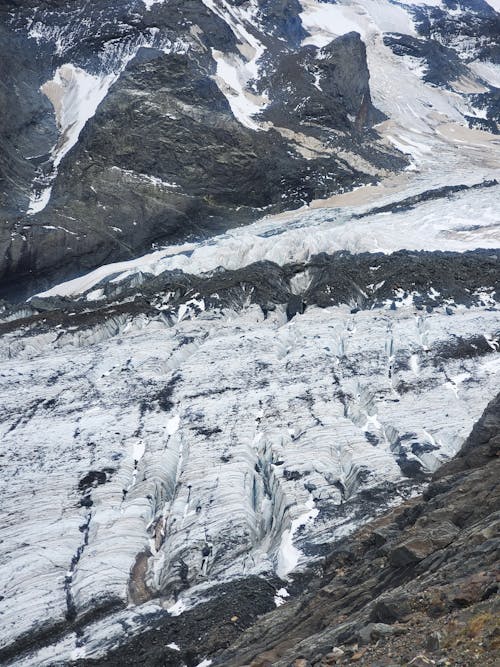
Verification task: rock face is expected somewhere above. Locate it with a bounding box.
[206,392,500,667]
[34,39,371,278]
[0,0,403,297]
[0,2,499,666]
[383,33,469,87]
[0,20,56,218]
[1,0,499,297]
[388,0,500,133]
[259,32,384,131]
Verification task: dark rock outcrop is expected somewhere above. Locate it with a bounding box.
[3,246,498,320]
[411,0,500,64]
[0,0,406,300]
[383,33,469,88]
[260,32,385,132]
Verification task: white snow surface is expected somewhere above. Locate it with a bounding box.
[300,0,368,46]
[1,298,499,664]
[277,495,319,578]
[45,64,116,170]
[167,642,181,651]
[27,185,53,216]
[274,587,290,607]
[211,48,267,129]
[143,0,167,9]
[4,0,500,662]
[300,0,418,47]
[469,60,500,88]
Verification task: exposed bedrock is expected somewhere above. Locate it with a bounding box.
[383,33,469,88]
[259,32,385,132]
[5,247,498,323]
[411,0,500,64]
[0,0,406,298]
[0,20,57,218]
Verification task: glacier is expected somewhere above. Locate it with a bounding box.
[0,0,499,665]
[1,246,499,665]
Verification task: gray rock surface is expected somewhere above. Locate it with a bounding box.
[208,391,500,666]
[0,2,499,666]
[0,0,405,296]
[2,0,498,297]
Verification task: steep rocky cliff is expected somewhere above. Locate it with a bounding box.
[1,0,499,298]
[211,392,500,667]
[0,0,402,297]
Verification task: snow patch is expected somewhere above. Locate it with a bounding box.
[277,495,319,578]
[274,586,290,607]
[469,60,500,89]
[28,64,116,215]
[143,0,167,9]
[202,0,268,129]
[27,186,53,216]
[111,167,180,189]
[86,289,105,302]
[167,415,181,436]
[167,599,187,616]
[43,65,115,170]
[211,49,267,130]
[167,642,180,651]
[300,0,416,47]
[300,0,366,47]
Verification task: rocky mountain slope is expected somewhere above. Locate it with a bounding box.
[1,0,499,298]
[0,1,499,666]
